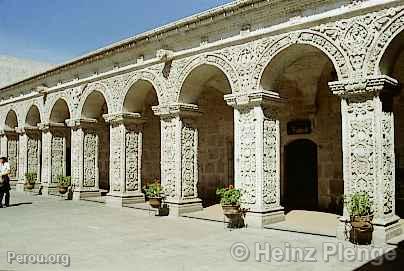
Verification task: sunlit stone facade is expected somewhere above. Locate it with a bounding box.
[1,0,404,243]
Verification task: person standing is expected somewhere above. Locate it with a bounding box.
[0,157,11,208]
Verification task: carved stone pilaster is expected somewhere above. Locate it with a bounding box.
[330,76,402,244]
[0,130,7,157]
[39,122,69,195]
[66,118,101,199]
[225,91,286,227]
[2,129,19,184]
[153,103,203,216]
[15,128,27,192]
[103,113,146,206]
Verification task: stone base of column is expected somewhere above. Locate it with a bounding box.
[166,198,203,216]
[245,208,285,228]
[105,193,145,207]
[72,190,101,200]
[41,185,58,195]
[15,182,25,192]
[336,216,403,244]
[373,216,402,245]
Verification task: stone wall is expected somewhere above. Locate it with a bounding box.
[197,89,234,206]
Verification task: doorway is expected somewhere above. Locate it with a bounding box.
[284,139,318,211]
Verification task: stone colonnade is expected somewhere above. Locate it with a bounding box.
[1,2,404,245]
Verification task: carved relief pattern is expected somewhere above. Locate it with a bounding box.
[263,118,278,207]
[347,99,376,210]
[238,108,256,205]
[83,131,97,187]
[51,136,64,184]
[7,137,18,178]
[125,130,139,192]
[181,120,196,198]
[382,113,394,215]
[110,126,122,192]
[367,7,404,75]
[27,136,39,174]
[161,119,177,198]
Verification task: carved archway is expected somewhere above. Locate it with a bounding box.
[24,104,42,127]
[4,110,18,130]
[254,30,348,91]
[367,9,404,76]
[77,82,112,119]
[176,54,240,103]
[120,71,163,111]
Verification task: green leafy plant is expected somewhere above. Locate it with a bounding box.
[216,185,241,206]
[345,192,373,218]
[57,175,71,188]
[25,172,37,185]
[143,181,163,198]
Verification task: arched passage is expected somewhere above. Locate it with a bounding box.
[123,79,161,187]
[48,98,72,189]
[179,64,234,207]
[379,30,404,218]
[260,44,343,214]
[24,105,42,183]
[4,110,19,180]
[81,91,110,194]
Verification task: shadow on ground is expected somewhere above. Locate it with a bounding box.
[355,241,404,270]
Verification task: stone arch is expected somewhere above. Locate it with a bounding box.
[48,97,72,124]
[78,82,111,119]
[4,109,19,130]
[121,72,162,113]
[367,10,404,76]
[254,30,348,91]
[24,104,42,127]
[176,54,240,103]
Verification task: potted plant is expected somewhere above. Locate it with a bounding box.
[216,185,244,228]
[345,192,374,245]
[57,175,71,195]
[25,172,37,190]
[144,181,164,208]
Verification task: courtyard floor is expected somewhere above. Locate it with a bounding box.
[0,192,403,271]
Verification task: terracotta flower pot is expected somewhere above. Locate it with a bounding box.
[59,186,68,195]
[349,215,373,245]
[149,197,162,208]
[26,183,35,190]
[222,205,244,228]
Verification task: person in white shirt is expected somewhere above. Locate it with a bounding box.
[0,157,11,208]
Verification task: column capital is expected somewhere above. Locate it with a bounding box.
[38,122,67,132]
[0,127,17,136]
[152,103,201,119]
[103,112,147,126]
[224,90,286,109]
[16,125,40,135]
[65,118,98,130]
[329,75,399,98]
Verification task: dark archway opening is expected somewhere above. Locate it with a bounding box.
[283,139,318,212]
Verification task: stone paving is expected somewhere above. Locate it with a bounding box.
[0,192,403,271]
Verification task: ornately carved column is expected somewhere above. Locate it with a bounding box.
[104,113,146,206]
[0,131,7,157]
[3,129,19,185]
[39,123,68,195]
[67,118,101,200]
[330,76,402,244]
[154,104,202,216]
[225,91,285,227]
[16,128,28,192]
